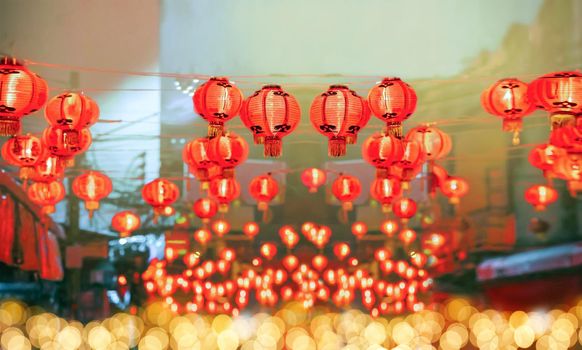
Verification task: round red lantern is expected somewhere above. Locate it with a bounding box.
[554,152,582,181]
[44,92,99,130]
[240,85,301,157]
[193,77,243,137]
[331,174,361,211]
[193,197,218,223]
[528,144,566,179]
[301,168,327,193]
[367,77,417,137]
[370,177,402,212]
[141,178,180,220]
[380,219,399,238]
[211,219,231,238]
[481,78,535,145]
[72,170,113,218]
[260,242,277,261]
[398,228,417,246]
[1,134,45,183]
[282,255,299,272]
[243,221,260,239]
[194,228,212,245]
[249,173,279,211]
[183,138,217,187]
[441,176,469,204]
[529,71,582,129]
[0,57,48,136]
[311,255,328,272]
[30,155,64,183]
[525,185,558,211]
[406,125,451,161]
[111,211,141,238]
[398,139,426,188]
[549,125,582,154]
[310,85,369,157]
[374,248,391,262]
[207,132,248,178]
[27,181,65,214]
[362,132,404,177]
[42,126,92,165]
[392,197,417,222]
[209,176,240,212]
[279,225,299,250]
[333,242,351,261]
[422,232,446,252]
[351,221,368,239]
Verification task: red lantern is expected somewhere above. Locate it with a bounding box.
[209,176,240,212]
[411,252,428,268]
[301,168,327,193]
[31,155,64,183]
[392,197,417,222]
[141,178,180,220]
[193,77,243,137]
[333,242,351,261]
[42,126,92,165]
[331,174,361,211]
[192,198,218,223]
[549,126,582,154]
[554,152,582,182]
[406,126,451,161]
[27,181,65,214]
[279,225,299,250]
[398,228,417,245]
[367,77,417,137]
[380,219,399,238]
[111,211,141,238]
[44,92,99,131]
[374,248,391,262]
[184,252,201,268]
[528,144,566,179]
[240,85,301,156]
[183,138,219,188]
[194,228,212,245]
[351,221,367,239]
[529,71,582,129]
[310,85,369,157]
[1,134,45,183]
[422,233,446,252]
[398,139,426,188]
[441,176,469,204]
[481,78,536,145]
[72,171,113,218]
[260,242,277,261]
[219,248,236,262]
[0,57,48,136]
[207,132,248,178]
[362,132,404,177]
[311,255,328,272]
[312,226,331,249]
[211,219,231,238]
[243,221,260,239]
[282,255,299,272]
[249,174,279,211]
[370,177,402,212]
[525,185,558,211]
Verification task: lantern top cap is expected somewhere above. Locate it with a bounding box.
[208,76,231,81]
[329,84,349,89]
[380,77,402,82]
[262,84,282,89]
[0,56,24,66]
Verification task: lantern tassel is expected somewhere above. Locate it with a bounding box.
[384,123,403,139]
[264,136,282,158]
[208,122,224,138]
[328,137,347,157]
[0,119,20,136]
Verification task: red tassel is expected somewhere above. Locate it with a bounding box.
[264,136,282,158]
[328,136,346,157]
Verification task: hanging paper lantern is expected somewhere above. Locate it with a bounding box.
[398,228,417,245]
[311,255,328,272]
[240,85,301,156]
[380,219,399,238]
[207,132,248,177]
[410,252,428,268]
[27,181,65,214]
[529,71,582,129]
[422,232,446,252]
[362,132,404,178]
[331,174,361,211]
[549,125,582,154]
[183,138,218,188]
[279,225,299,250]
[525,185,558,211]
[30,155,64,183]
[44,92,99,130]
[440,176,469,204]
[192,197,218,223]
[310,85,369,157]
[72,171,113,218]
[392,197,417,222]
[141,178,180,220]
[249,173,279,212]
[0,57,48,135]
[1,134,45,183]
[554,152,582,181]
[260,242,277,261]
[194,228,212,245]
[193,77,243,137]
[243,221,260,239]
[528,144,566,179]
[406,125,452,161]
[211,219,231,238]
[370,177,402,212]
[333,242,351,261]
[398,139,426,188]
[367,77,417,137]
[351,221,367,239]
[374,248,391,262]
[42,126,92,166]
[184,251,201,268]
[481,78,536,145]
[282,255,299,272]
[208,176,240,212]
[312,226,332,249]
[301,167,327,193]
[219,248,236,262]
[111,211,141,238]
